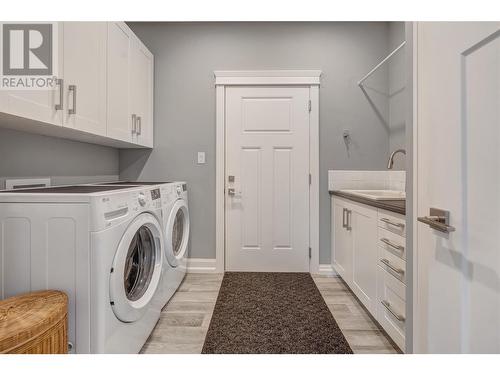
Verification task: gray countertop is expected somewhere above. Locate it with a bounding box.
[329,190,405,215]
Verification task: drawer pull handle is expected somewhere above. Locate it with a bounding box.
[380,238,404,252]
[381,218,404,229]
[381,258,405,275]
[381,300,406,322]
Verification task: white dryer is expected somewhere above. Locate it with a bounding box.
[0,184,165,353]
[160,182,190,302]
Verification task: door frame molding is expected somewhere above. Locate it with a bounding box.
[214,70,322,273]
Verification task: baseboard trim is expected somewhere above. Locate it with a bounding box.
[186,258,219,273]
[187,259,336,275]
[316,264,338,277]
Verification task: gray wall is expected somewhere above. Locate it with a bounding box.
[0,128,119,188]
[388,22,406,170]
[120,22,393,263]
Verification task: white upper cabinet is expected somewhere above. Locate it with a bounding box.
[63,22,107,136]
[0,27,64,126]
[107,22,132,142]
[130,35,154,147]
[0,22,154,149]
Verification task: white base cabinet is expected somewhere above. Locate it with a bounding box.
[0,22,154,149]
[331,196,407,351]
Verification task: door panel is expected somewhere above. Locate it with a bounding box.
[416,22,500,353]
[107,22,132,142]
[351,204,378,315]
[332,198,352,280]
[225,86,310,272]
[131,36,153,147]
[63,22,107,135]
[0,25,64,126]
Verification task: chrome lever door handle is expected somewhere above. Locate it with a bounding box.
[418,208,455,233]
[227,188,242,198]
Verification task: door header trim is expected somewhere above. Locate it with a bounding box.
[214,70,322,86]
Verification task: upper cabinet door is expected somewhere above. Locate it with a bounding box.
[106,22,133,142]
[63,22,107,136]
[0,25,64,126]
[130,36,154,147]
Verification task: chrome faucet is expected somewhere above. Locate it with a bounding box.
[387,149,406,169]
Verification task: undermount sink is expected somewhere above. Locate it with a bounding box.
[339,189,406,201]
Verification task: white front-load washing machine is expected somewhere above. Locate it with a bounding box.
[0,184,165,353]
[92,181,190,307]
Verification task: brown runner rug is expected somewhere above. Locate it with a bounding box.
[201,272,353,354]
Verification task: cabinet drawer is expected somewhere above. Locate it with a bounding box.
[378,247,406,284]
[378,210,406,237]
[378,227,406,260]
[377,266,406,351]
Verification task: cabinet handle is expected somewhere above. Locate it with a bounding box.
[342,208,347,228]
[381,258,405,275]
[55,79,63,110]
[346,209,352,231]
[380,217,404,229]
[68,85,77,115]
[380,238,404,252]
[131,114,137,134]
[137,116,142,135]
[381,300,405,322]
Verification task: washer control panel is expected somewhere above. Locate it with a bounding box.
[150,188,161,200]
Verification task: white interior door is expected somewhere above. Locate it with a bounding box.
[415,22,500,353]
[225,86,310,272]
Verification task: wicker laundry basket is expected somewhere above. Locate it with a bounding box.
[0,290,68,354]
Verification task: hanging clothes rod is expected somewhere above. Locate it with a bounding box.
[357,41,406,86]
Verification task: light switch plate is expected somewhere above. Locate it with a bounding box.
[197,152,206,164]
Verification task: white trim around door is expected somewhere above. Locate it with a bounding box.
[214,70,321,273]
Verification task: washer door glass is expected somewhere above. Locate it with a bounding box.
[165,199,189,267]
[124,226,156,302]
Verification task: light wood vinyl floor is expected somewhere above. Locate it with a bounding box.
[140,273,400,354]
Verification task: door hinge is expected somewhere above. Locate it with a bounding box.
[309,173,312,185]
[309,247,312,259]
[308,100,312,112]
